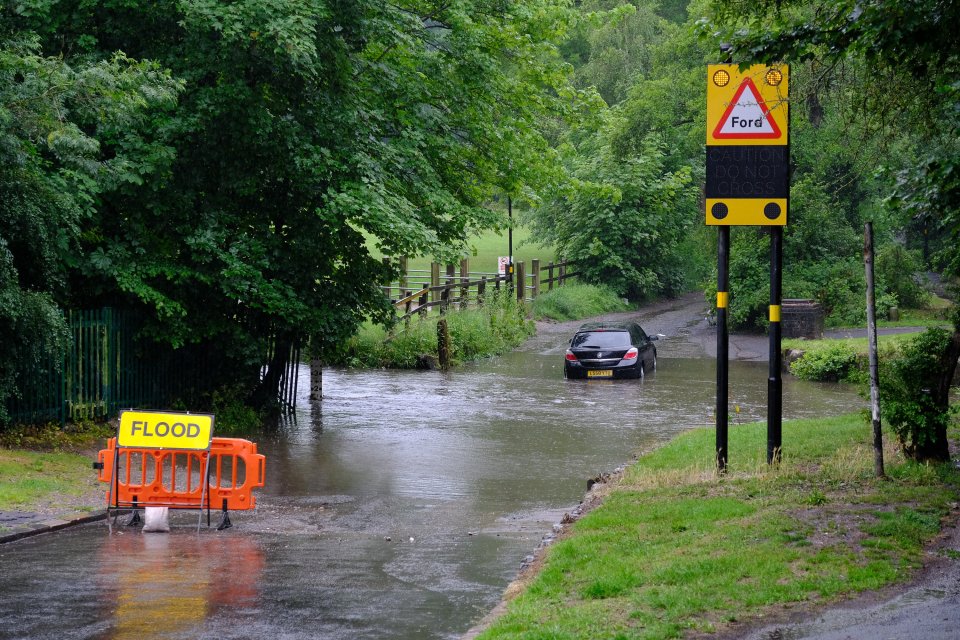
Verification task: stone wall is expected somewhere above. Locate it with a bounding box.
[781,299,824,339]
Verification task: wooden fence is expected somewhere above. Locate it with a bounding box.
[383,258,579,321]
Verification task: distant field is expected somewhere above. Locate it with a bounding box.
[370,226,559,275]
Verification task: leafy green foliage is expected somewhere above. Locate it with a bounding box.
[3,1,594,413]
[789,342,862,382]
[0,29,180,424]
[881,328,957,461]
[875,244,930,310]
[532,132,697,300]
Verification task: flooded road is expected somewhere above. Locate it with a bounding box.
[0,300,866,640]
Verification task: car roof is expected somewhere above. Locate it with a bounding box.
[576,322,640,332]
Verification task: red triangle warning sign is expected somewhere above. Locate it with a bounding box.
[712,78,782,140]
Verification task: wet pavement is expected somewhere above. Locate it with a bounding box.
[0,294,871,640]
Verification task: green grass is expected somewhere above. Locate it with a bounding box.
[476,414,960,639]
[784,332,927,382]
[532,284,633,321]
[0,448,102,511]
[330,292,534,368]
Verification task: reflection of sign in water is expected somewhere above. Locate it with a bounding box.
[117,409,213,450]
[99,533,264,639]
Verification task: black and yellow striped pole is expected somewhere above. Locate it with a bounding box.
[716,227,729,474]
[768,229,783,464]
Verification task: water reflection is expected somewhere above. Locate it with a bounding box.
[97,533,264,639]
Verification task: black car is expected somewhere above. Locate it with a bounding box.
[563,321,658,380]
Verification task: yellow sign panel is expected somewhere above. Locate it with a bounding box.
[707,64,788,146]
[705,198,787,226]
[118,410,214,450]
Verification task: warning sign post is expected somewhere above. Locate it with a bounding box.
[706,63,789,474]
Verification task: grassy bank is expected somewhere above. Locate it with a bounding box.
[476,414,960,639]
[531,284,632,321]
[0,422,112,516]
[331,292,534,368]
[0,448,102,513]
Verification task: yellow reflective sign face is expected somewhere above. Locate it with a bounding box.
[706,64,789,226]
[118,410,214,450]
[707,64,789,146]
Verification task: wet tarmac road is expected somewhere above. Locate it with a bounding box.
[0,297,866,640]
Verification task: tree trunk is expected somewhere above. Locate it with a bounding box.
[923,328,960,461]
[254,335,292,411]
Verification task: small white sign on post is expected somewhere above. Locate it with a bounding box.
[497,256,512,275]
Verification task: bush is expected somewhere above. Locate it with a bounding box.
[875,244,931,309]
[789,342,863,382]
[210,384,265,433]
[881,328,956,461]
[531,283,631,321]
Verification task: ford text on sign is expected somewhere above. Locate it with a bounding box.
[118,410,214,450]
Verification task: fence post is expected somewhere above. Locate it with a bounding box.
[478,277,487,306]
[437,318,452,371]
[516,261,526,302]
[531,259,540,300]
[460,258,470,310]
[420,284,429,319]
[559,262,566,286]
[403,289,412,328]
[548,262,555,291]
[399,256,408,291]
[310,358,322,401]
[431,263,440,304]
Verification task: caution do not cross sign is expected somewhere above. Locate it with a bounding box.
[706,64,789,226]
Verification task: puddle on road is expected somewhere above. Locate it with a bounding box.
[0,347,864,640]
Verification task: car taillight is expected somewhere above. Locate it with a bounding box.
[565,350,577,361]
[622,348,639,360]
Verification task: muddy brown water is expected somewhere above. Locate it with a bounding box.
[0,311,865,640]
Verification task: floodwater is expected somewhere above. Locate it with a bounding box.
[0,334,865,639]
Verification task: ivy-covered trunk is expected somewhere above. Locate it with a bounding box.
[882,326,960,463]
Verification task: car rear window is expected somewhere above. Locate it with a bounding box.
[571,331,631,348]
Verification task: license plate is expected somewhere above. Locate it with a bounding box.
[587,370,613,378]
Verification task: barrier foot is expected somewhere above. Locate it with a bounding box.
[126,510,142,527]
[216,510,232,531]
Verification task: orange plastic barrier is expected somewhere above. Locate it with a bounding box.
[97,437,265,511]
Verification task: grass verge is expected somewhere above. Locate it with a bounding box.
[0,421,112,516]
[0,448,103,512]
[532,284,632,321]
[331,291,534,368]
[475,413,960,640]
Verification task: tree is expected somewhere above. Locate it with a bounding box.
[0,27,179,423]
[11,1,591,410]
[704,0,960,460]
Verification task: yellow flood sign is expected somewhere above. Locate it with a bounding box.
[706,64,789,226]
[118,409,214,450]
